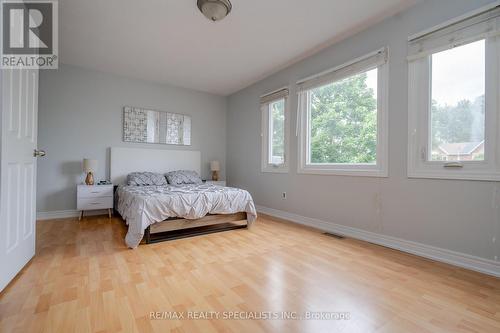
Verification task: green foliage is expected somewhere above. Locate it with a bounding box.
[430,96,484,149]
[270,99,285,162]
[307,68,484,164]
[310,72,377,164]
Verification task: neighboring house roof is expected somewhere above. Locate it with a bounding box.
[438,141,484,155]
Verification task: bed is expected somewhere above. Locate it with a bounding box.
[110,147,257,248]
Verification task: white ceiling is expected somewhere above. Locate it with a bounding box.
[59,0,417,95]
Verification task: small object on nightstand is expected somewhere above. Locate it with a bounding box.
[204,180,226,186]
[210,160,220,181]
[77,184,113,220]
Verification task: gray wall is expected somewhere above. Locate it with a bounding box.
[37,64,226,212]
[227,0,500,262]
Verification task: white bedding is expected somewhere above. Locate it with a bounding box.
[116,184,257,248]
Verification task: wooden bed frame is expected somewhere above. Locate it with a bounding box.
[143,212,248,243]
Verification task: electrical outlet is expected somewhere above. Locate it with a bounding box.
[282,192,286,199]
[495,256,498,261]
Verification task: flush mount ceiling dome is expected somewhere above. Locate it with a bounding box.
[197,0,232,22]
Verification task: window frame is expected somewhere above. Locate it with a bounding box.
[297,48,389,177]
[261,89,290,173]
[407,19,500,181]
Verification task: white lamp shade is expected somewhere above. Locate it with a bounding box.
[210,160,220,171]
[83,159,98,173]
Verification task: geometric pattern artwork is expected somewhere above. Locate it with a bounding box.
[123,106,191,145]
[166,113,183,144]
[123,107,148,142]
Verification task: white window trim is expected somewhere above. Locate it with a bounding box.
[261,88,290,173]
[296,48,389,177]
[407,4,500,181]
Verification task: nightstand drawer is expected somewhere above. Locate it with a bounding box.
[78,185,113,198]
[77,197,113,210]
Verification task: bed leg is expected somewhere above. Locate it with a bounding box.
[145,226,151,244]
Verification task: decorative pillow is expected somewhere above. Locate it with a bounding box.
[126,172,168,186]
[165,170,202,186]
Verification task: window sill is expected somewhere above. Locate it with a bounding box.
[261,166,289,174]
[298,166,388,178]
[408,169,500,181]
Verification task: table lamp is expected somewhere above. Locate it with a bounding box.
[83,159,98,185]
[210,160,220,181]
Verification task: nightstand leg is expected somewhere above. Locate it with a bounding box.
[79,211,83,221]
[108,209,112,219]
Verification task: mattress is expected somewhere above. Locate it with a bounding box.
[116,184,257,248]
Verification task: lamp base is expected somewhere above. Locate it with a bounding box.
[85,172,94,185]
[211,170,219,181]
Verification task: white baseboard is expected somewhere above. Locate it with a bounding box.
[256,205,500,278]
[37,209,109,221]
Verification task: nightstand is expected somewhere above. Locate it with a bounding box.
[204,180,226,186]
[77,184,113,220]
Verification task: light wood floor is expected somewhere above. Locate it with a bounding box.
[1,215,500,333]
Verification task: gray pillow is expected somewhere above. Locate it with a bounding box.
[165,170,202,186]
[126,172,168,186]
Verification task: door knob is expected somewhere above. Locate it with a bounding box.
[34,149,46,157]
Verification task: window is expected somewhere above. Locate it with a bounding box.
[408,4,500,180]
[297,48,389,176]
[268,99,285,165]
[430,41,485,162]
[261,88,289,173]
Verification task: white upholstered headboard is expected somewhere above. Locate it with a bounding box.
[110,147,201,185]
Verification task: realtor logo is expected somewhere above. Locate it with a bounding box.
[1,0,58,69]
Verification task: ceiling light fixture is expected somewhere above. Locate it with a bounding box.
[197,0,232,22]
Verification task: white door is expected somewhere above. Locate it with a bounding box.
[0,68,40,291]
